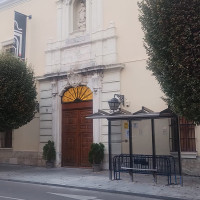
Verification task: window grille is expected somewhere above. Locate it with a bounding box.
[170,117,196,152]
[0,130,12,148]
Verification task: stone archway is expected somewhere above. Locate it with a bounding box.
[61,85,93,167]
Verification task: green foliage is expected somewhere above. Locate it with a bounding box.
[0,53,37,131]
[43,140,56,162]
[138,0,200,123]
[88,143,105,164]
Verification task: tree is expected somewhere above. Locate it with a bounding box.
[138,0,200,123]
[0,53,37,131]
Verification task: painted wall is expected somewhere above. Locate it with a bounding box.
[103,0,166,112]
[0,0,56,152]
[13,114,40,151]
[103,0,147,63]
[102,0,200,161]
[121,62,166,112]
[0,0,57,77]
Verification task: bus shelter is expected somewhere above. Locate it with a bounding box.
[87,107,183,185]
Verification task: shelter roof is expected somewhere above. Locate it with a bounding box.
[87,107,176,120]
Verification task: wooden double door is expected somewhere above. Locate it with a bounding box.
[62,101,93,167]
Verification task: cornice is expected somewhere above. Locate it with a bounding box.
[36,63,125,81]
[0,0,31,11]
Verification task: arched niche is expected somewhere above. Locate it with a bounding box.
[72,0,86,31]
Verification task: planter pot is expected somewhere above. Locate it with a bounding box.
[92,164,101,172]
[46,161,55,168]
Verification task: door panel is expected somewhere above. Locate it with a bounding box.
[62,101,93,167]
[79,109,93,167]
[62,110,78,166]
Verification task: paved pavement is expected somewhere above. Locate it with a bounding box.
[0,164,200,200]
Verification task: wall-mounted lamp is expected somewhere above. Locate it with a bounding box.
[27,15,32,19]
[108,94,124,112]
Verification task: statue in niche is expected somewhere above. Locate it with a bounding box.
[78,1,86,30]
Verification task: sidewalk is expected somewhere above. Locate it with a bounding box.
[0,164,200,200]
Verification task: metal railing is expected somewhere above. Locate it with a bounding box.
[113,154,177,185]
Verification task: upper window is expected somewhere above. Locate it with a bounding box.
[0,130,12,148]
[62,86,93,103]
[1,39,14,54]
[2,44,14,54]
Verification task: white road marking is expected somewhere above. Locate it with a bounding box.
[0,196,25,200]
[47,192,102,200]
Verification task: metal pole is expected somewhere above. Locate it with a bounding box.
[108,119,112,180]
[176,116,183,186]
[151,119,157,183]
[128,119,133,182]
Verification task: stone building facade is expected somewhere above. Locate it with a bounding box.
[0,0,200,175]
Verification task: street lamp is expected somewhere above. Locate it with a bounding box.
[108,94,124,112]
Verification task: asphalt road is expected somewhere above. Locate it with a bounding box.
[0,180,175,200]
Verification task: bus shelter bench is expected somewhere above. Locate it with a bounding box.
[113,154,177,185]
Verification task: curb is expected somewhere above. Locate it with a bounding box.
[0,178,186,200]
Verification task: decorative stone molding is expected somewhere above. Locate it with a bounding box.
[65,0,72,5]
[51,81,58,96]
[87,73,103,94]
[58,81,69,97]
[46,0,111,76]
[0,0,30,11]
[45,26,117,75]
[1,38,14,47]
[67,71,83,87]
[56,0,63,5]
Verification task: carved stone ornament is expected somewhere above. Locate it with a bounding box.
[67,72,83,87]
[65,0,72,5]
[91,74,101,93]
[78,1,86,29]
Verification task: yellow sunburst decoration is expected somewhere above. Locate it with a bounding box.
[62,86,93,103]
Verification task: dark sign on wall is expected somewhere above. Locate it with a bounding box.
[14,11,27,59]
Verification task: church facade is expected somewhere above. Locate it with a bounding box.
[0,0,200,175]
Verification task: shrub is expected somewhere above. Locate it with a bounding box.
[43,140,56,162]
[88,143,105,164]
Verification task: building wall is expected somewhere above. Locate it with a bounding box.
[13,115,40,151]
[0,0,199,174]
[103,0,167,156]
[102,0,166,111]
[0,0,57,77]
[103,0,147,63]
[0,0,56,165]
[121,62,166,112]
[102,0,200,175]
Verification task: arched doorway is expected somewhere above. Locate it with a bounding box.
[61,86,93,167]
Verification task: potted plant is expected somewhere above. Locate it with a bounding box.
[43,140,56,168]
[88,143,105,172]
